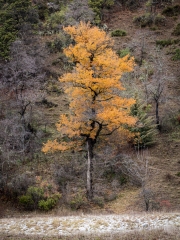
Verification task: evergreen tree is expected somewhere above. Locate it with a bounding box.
[0,0,38,59]
[130,98,157,148]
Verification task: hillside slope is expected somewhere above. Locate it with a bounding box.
[0,0,180,215]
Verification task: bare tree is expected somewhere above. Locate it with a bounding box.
[118,150,155,211]
[145,48,168,130]
[0,38,47,193]
[64,0,95,26]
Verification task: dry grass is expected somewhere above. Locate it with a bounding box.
[1,227,180,240]
[92,219,109,229]
[106,187,140,213]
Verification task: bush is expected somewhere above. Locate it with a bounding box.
[93,196,104,208]
[17,176,61,211]
[27,186,44,206]
[18,195,34,210]
[154,14,166,26]
[69,192,86,210]
[172,48,180,60]
[111,29,127,37]
[46,38,63,53]
[118,174,128,185]
[103,169,116,182]
[134,13,166,27]
[162,5,180,17]
[129,100,157,148]
[156,39,172,47]
[19,186,61,211]
[117,48,131,58]
[47,83,62,94]
[124,0,141,10]
[88,0,114,24]
[172,23,180,36]
[37,2,49,21]
[47,7,66,30]
[156,39,180,47]
[10,173,35,197]
[38,198,57,211]
[133,13,153,27]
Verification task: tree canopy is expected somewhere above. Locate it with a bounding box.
[0,0,38,59]
[42,22,136,199]
[43,22,136,151]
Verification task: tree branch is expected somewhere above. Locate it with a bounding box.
[101,126,120,136]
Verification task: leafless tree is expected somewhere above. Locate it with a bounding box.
[64,0,95,26]
[0,38,47,192]
[118,149,155,211]
[146,49,167,130]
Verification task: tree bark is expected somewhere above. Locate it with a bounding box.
[87,138,94,201]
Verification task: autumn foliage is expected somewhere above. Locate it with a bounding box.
[42,22,136,200]
[42,22,136,153]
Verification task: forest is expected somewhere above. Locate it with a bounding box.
[0,0,180,218]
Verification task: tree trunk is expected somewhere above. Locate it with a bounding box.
[155,100,161,130]
[87,138,94,201]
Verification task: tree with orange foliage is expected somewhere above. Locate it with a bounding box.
[42,22,136,200]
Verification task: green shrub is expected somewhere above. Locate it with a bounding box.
[18,195,34,210]
[93,197,104,208]
[156,39,171,47]
[52,192,61,201]
[162,5,180,17]
[88,0,114,24]
[0,0,38,59]
[48,84,62,94]
[156,39,180,47]
[18,177,61,211]
[150,26,158,31]
[133,13,153,27]
[125,0,141,10]
[134,13,165,27]
[38,198,57,211]
[176,172,180,177]
[117,48,131,58]
[172,48,180,60]
[46,38,63,53]
[172,23,180,36]
[118,174,128,185]
[130,100,157,148]
[111,29,127,37]
[154,14,166,26]
[37,2,49,21]
[47,7,66,30]
[27,186,44,206]
[69,192,86,210]
[103,169,116,182]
